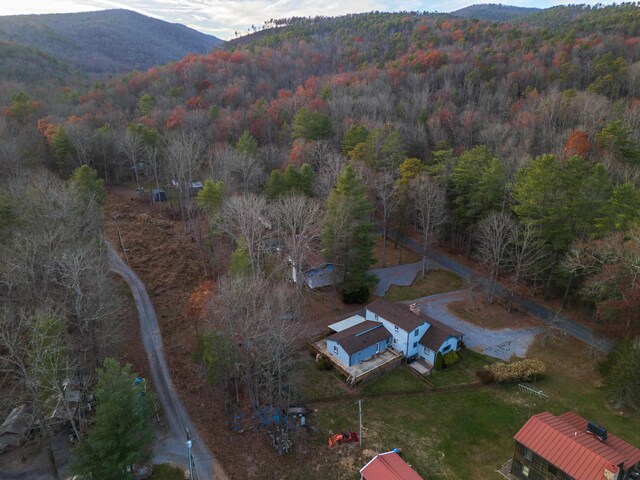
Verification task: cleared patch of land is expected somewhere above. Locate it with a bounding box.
[371,236,421,268]
[448,298,542,330]
[385,270,466,302]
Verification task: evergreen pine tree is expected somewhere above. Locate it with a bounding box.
[71,358,153,480]
[322,165,375,303]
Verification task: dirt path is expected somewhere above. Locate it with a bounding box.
[108,243,228,480]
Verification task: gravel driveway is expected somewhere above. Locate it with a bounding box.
[413,290,545,361]
[108,243,225,480]
[369,259,442,296]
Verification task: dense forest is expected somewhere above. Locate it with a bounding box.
[10,4,636,328]
[2,5,640,474]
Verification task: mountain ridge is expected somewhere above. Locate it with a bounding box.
[0,9,223,76]
[450,3,541,21]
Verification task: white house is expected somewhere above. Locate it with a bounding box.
[360,298,463,366]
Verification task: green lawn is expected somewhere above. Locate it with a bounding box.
[428,349,495,387]
[313,388,542,480]
[363,366,427,395]
[287,351,347,402]
[385,270,466,302]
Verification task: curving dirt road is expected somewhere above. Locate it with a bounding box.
[108,243,226,480]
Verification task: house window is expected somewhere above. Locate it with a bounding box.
[414,328,419,336]
[394,325,399,333]
[523,447,532,461]
[548,465,558,476]
[333,345,338,354]
[374,314,378,320]
[424,347,431,355]
[522,466,530,478]
[393,338,397,344]
[412,342,417,348]
[376,343,380,353]
[442,344,451,353]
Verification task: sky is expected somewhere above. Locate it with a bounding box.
[0,0,616,40]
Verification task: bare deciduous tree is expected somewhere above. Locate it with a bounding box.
[66,122,96,168]
[410,173,447,279]
[507,223,550,311]
[165,131,205,232]
[372,170,400,267]
[211,275,295,418]
[272,195,322,316]
[117,128,145,188]
[314,152,346,198]
[220,193,270,272]
[475,211,517,303]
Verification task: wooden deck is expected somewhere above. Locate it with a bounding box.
[311,340,403,386]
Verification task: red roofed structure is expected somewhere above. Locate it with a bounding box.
[512,412,640,480]
[360,451,425,480]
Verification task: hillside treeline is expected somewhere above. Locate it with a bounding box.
[2,5,640,336]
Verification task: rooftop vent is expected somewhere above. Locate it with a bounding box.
[587,421,608,442]
[409,303,421,316]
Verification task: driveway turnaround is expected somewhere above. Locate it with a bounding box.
[108,243,224,480]
[413,291,545,361]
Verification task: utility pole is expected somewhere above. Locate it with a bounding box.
[186,427,194,480]
[359,399,362,447]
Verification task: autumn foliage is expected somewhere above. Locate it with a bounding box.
[563,130,592,158]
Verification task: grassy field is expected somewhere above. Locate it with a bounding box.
[385,270,466,302]
[363,366,428,394]
[287,351,349,402]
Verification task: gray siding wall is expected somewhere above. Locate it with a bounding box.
[349,339,390,366]
[327,339,350,366]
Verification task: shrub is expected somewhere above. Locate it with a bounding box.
[476,368,496,384]
[434,351,444,370]
[443,350,460,368]
[484,359,546,384]
[315,355,333,371]
[341,286,370,304]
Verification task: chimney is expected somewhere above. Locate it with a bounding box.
[409,303,421,316]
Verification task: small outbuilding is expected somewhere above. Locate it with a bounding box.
[360,451,425,480]
[151,189,167,202]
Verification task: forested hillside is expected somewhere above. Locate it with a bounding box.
[4,4,638,336]
[0,9,223,75]
[0,41,77,84]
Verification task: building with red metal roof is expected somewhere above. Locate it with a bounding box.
[512,412,640,480]
[360,451,425,480]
